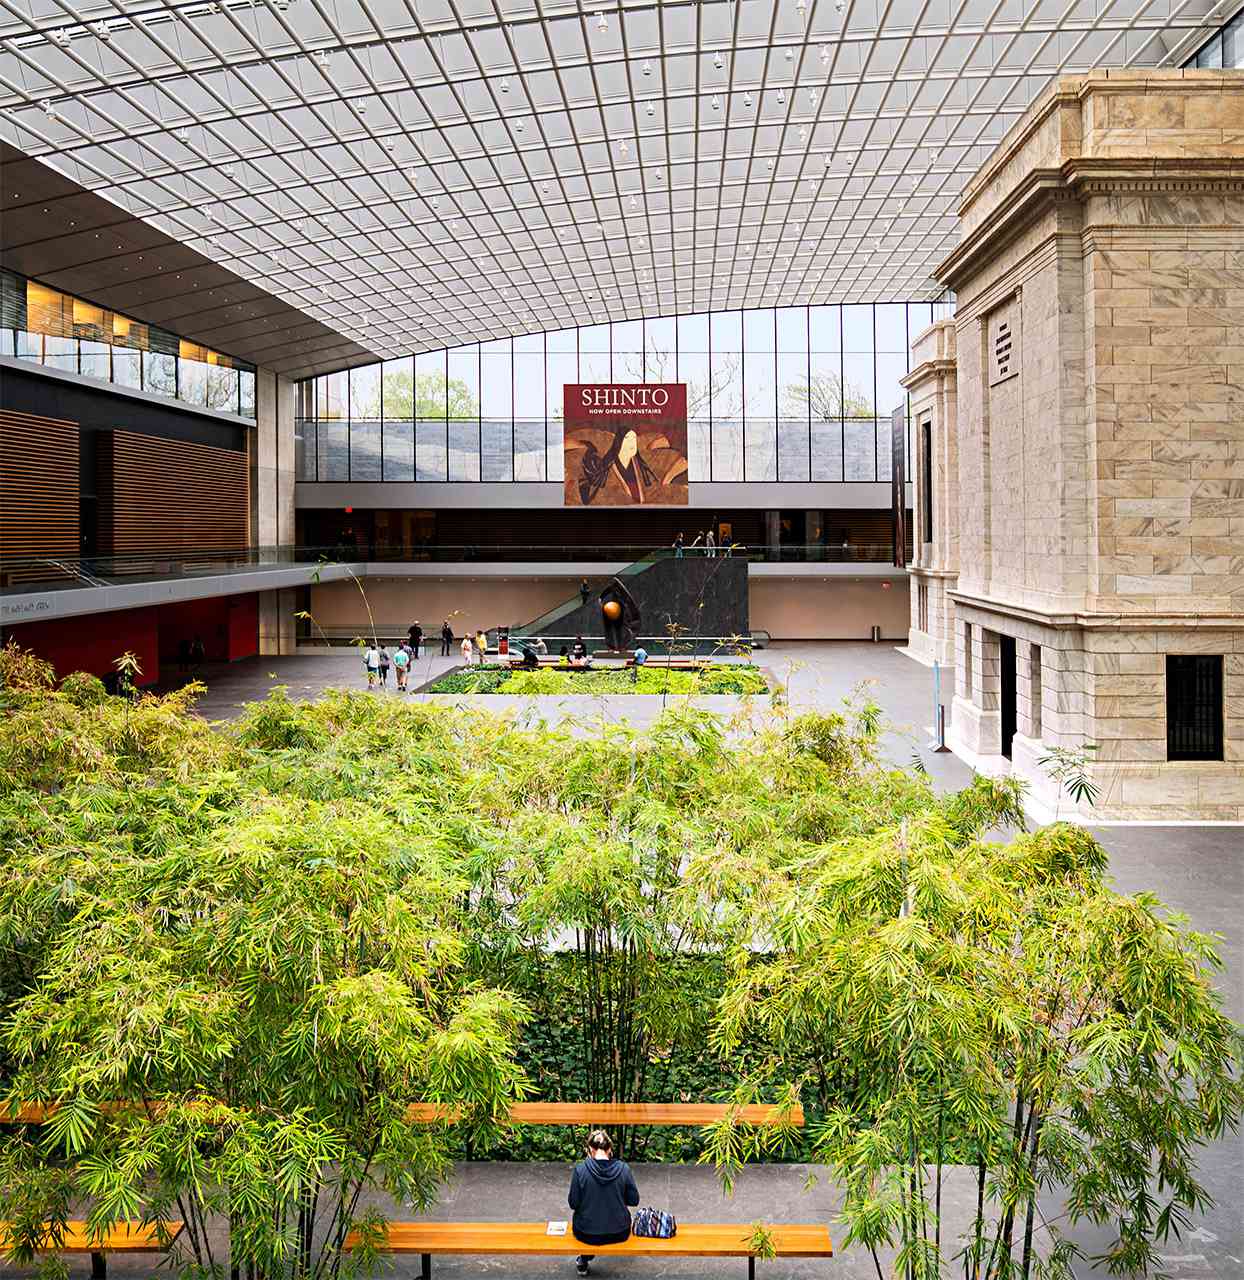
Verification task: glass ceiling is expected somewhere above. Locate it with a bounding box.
[0,0,1219,360]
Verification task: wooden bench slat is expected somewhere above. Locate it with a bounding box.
[0,1221,183,1253]
[347,1222,832,1258]
[402,1102,805,1127]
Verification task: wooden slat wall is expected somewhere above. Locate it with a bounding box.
[97,429,249,555]
[0,408,80,578]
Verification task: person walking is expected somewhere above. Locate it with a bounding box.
[579,578,591,609]
[363,642,381,689]
[475,629,488,663]
[393,643,410,691]
[673,532,684,559]
[408,620,423,658]
[440,619,454,657]
[568,1129,639,1277]
[460,633,474,665]
[705,527,716,558]
[377,645,391,688]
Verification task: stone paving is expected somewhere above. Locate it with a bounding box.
[123,641,1244,1280]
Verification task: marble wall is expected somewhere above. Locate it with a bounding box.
[929,69,1243,821]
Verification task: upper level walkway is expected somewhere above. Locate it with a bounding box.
[1,544,905,628]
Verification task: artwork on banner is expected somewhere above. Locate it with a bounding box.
[563,383,689,506]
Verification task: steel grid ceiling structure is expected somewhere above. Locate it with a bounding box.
[0,0,1226,361]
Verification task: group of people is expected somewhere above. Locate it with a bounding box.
[672,527,725,558]
[460,628,491,664]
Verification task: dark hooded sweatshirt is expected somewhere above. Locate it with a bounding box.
[568,1156,640,1246]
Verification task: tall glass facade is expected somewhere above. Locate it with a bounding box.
[1184,10,1243,67]
[0,270,257,420]
[296,301,952,485]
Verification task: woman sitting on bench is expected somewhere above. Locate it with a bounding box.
[568,1129,639,1277]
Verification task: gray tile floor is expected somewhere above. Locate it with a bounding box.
[83,642,1237,1280]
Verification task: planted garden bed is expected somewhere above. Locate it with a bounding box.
[425,663,769,695]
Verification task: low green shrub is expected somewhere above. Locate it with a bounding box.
[426,663,768,696]
[58,670,109,707]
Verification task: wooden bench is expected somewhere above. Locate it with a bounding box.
[0,1220,183,1278]
[347,1221,832,1279]
[4,1100,803,1130]
[402,1101,805,1127]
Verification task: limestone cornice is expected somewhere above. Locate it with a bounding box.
[938,155,1244,293]
[948,588,1244,632]
[900,357,956,393]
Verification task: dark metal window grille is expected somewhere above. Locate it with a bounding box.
[1166,655,1224,761]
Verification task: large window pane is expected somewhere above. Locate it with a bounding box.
[907,303,933,340]
[710,353,742,421]
[745,419,777,481]
[844,419,876,481]
[579,346,610,385]
[350,364,381,418]
[743,308,775,352]
[514,419,545,481]
[776,307,808,354]
[678,350,712,419]
[481,339,513,420]
[808,350,844,420]
[809,305,841,351]
[688,420,711,482]
[711,310,742,352]
[448,420,480,481]
[547,350,576,420]
[351,420,382,480]
[876,416,893,483]
[778,417,811,481]
[713,420,743,481]
[580,323,610,354]
[876,353,908,419]
[318,371,347,419]
[481,420,512,481]
[843,304,874,354]
[612,319,643,381]
[811,419,843,481]
[678,313,708,352]
[448,345,480,419]
[318,421,349,481]
[875,303,907,353]
[777,352,810,421]
[382,357,414,419]
[416,351,447,418]
[384,420,415,481]
[513,334,544,422]
[744,349,776,420]
[416,419,448,480]
[645,317,676,380]
[295,419,316,481]
[547,419,564,483]
[843,354,876,417]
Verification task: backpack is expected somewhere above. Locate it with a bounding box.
[631,1207,677,1239]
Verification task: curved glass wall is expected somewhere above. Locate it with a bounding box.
[0,270,256,420]
[296,301,952,485]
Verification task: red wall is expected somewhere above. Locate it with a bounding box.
[158,594,257,664]
[4,593,260,686]
[5,606,161,686]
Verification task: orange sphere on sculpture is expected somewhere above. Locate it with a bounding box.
[602,600,622,621]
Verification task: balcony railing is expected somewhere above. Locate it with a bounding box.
[1,542,902,595]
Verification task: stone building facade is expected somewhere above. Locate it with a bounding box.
[916,69,1243,821]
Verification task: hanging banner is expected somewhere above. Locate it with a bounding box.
[891,402,908,568]
[563,383,689,506]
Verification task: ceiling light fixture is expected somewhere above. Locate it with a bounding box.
[713,52,724,70]
[743,90,753,108]
[820,44,830,66]
[776,88,786,105]
[50,29,70,47]
[619,139,629,157]
[596,11,608,33]
[315,49,331,70]
[646,100,655,117]
[641,59,652,76]
[500,78,510,94]
[711,95,720,111]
